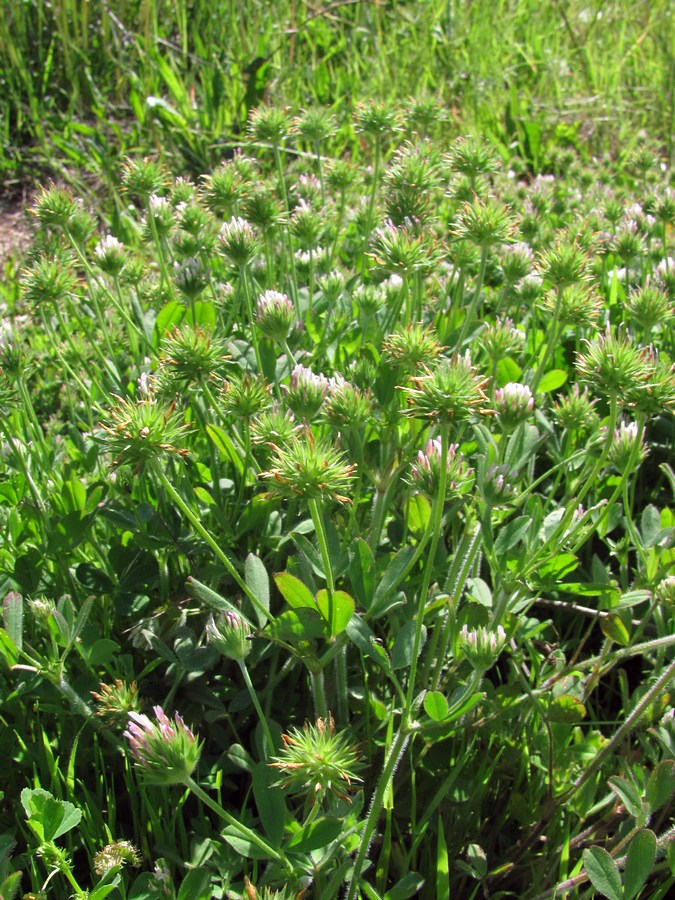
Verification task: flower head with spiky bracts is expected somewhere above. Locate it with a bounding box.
[124,706,202,785]
[100,395,190,470]
[269,713,363,803]
[401,353,491,423]
[261,431,356,504]
[93,841,142,875]
[409,439,474,499]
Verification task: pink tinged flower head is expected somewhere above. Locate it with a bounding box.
[124,705,201,785]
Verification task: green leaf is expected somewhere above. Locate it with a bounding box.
[582,846,622,900]
[285,817,342,852]
[536,368,567,393]
[391,620,426,670]
[548,694,586,724]
[371,545,417,618]
[384,872,425,899]
[153,299,185,343]
[640,504,662,547]
[274,572,315,610]
[185,301,216,329]
[265,609,327,644]
[494,517,530,556]
[600,613,631,646]
[74,563,115,594]
[504,424,541,471]
[221,830,270,860]
[537,553,578,581]
[646,760,675,812]
[186,577,254,628]
[90,877,122,900]
[349,538,376,611]
[85,638,120,667]
[423,691,448,722]
[315,589,355,636]
[623,829,657,900]
[205,424,244,476]
[2,592,22,651]
[252,764,286,848]
[608,776,642,818]
[406,494,431,534]
[344,615,390,669]
[21,788,82,842]
[496,356,522,385]
[0,872,24,900]
[176,867,212,900]
[245,553,270,627]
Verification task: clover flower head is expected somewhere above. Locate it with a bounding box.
[494,382,534,430]
[100,395,190,469]
[91,679,141,725]
[206,611,251,662]
[285,364,330,419]
[124,706,202,785]
[256,289,295,342]
[458,624,507,672]
[94,235,127,276]
[607,420,649,473]
[481,464,519,507]
[219,216,260,266]
[409,438,474,499]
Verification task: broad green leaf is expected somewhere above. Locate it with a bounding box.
[74,563,115,594]
[90,877,122,900]
[384,872,425,899]
[640,504,662,547]
[2,591,22,651]
[548,695,586,725]
[391,621,426,670]
[252,764,286,848]
[176,867,212,900]
[184,301,216,329]
[0,871,23,899]
[423,691,448,722]
[21,788,82,842]
[646,760,675,812]
[406,494,431,534]
[265,609,327,644]
[537,553,578,581]
[600,613,631,646]
[349,538,376,611]
[221,830,270,860]
[582,846,622,900]
[315,589,355,636]
[496,357,521,385]
[274,572,315,610]
[245,553,270,627]
[608,776,642,818]
[494,517,530,556]
[285,817,342,852]
[344,616,390,669]
[186,577,254,627]
[153,299,185,342]
[536,368,567,394]
[85,638,120,667]
[504,424,540,471]
[623,829,657,900]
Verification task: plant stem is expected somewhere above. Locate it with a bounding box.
[238,659,275,757]
[151,461,270,623]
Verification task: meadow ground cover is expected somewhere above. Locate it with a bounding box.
[0,105,673,898]
[0,2,675,899]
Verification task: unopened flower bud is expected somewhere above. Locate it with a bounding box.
[458,623,507,672]
[124,706,202,785]
[206,611,251,661]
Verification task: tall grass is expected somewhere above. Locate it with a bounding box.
[0,0,673,192]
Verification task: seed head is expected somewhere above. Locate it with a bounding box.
[159,325,230,387]
[552,385,599,434]
[355,99,402,141]
[32,184,80,228]
[91,679,141,726]
[479,317,526,364]
[261,432,356,504]
[322,378,373,430]
[382,323,443,372]
[247,104,293,146]
[536,236,591,289]
[121,157,169,200]
[401,353,491,423]
[220,371,271,419]
[370,219,439,275]
[93,840,142,875]
[100,395,190,469]
[124,706,202,785]
[453,196,516,249]
[294,107,337,146]
[21,255,81,309]
[448,137,500,182]
[269,713,363,803]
